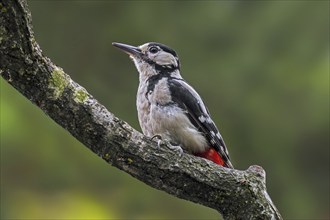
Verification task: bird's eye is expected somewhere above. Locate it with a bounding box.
[149,46,159,54]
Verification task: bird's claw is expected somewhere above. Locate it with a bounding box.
[150,135,183,157]
[151,134,163,148]
[151,134,162,141]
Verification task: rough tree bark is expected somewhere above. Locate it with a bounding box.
[0,0,282,219]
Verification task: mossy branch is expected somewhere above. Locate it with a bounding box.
[0,0,282,219]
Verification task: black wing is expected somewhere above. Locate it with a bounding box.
[168,78,233,168]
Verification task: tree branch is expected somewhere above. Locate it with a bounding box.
[0,0,282,219]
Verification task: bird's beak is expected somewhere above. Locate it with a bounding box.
[112,42,142,58]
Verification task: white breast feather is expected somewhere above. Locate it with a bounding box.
[147,79,208,153]
[134,59,208,153]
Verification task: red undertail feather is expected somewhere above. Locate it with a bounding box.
[193,148,226,167]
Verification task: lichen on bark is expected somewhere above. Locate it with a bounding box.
[48,67,69,99]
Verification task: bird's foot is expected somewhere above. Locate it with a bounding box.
[150,135,183,157]
[150,134,163,148]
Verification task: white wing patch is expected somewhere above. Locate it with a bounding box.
[199,115,206,123]
[168,78,233,167]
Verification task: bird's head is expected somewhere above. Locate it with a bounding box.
[112,42,181,80]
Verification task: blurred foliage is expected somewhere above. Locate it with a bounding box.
[1,1,329,219]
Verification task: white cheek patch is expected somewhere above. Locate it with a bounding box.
[154,52,178,67]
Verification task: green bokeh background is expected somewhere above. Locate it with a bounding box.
[1,1,329,219]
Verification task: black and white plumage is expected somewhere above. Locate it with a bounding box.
[112,42,233,168]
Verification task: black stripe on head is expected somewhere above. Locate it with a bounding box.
[145,58,179,74]
[148,42,178,58]
[154,63,178,74]
[148,42,180,71]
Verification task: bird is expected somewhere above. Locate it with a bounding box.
[112,42,234,168]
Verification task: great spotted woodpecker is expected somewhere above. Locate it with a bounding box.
[112,42,233,168]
